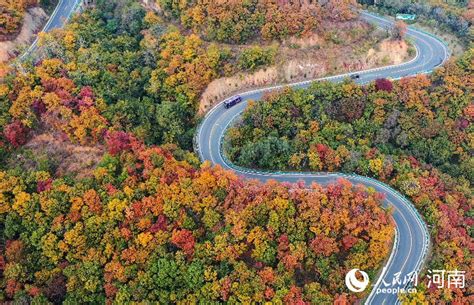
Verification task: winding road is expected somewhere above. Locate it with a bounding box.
[196,11,450,305]
[19,0,82,60]
[24,2,450,304]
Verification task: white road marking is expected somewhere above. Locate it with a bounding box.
[197,11,444,305]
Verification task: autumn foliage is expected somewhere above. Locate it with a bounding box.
[0,0,37,40]
[32,3,239,148]
[105,130,133,155]
[160,0,357,43]
[0,58,109,148]
[226,49,474,303]
[0,1,471,303]
[375,78,393,92]
[392,20,407,40]
[0,142,393,303]
[3,120,29,148]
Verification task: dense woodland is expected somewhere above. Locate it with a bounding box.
[1,0,365,152]
[226,49,473,303]
[10,0,228,150]
[158,0,357,43]
[11,0,335,151]
[359,0,473,42]
[0,0,57,40]
[227,52,473,181]
[0,0,391,303]
[0,137,394,303]
[0,0,472,303]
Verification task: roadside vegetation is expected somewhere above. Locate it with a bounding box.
[0,0,471,304]
[0,142,393,303]
[0,0,35,41]
[359,0,473,45]
[225,49,473,303]
[155,0,415,113]
[0,0,56,41]
[0,59,394,302]
[5,0,406,151]
[0,0,395,304]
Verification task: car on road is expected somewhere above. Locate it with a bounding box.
[350,74,360,79]
[224,96,243,109]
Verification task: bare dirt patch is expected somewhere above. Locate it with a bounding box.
[199,33,411,114]
[367,39,409,65]
[13,132,105,179]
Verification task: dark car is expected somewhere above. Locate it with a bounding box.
[224,96,243,109]
[350,74,360,79]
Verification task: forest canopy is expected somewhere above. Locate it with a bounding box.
[225,48,474,303]
[0,0,472,304]
[2,0,232,150]
[358,0,473,42]
[158,0,358,43]
[0,1,394,304]
[0,141,393,303]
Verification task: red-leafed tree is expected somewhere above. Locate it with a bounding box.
[3,120,29,148]
[342,235,358,250]
[375,78,393,92]
[310,235,339,256]
[105,130,133,155]
[37,178,53,193]
[283,286,307,305]
[171,229,195,258]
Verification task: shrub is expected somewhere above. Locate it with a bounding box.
[375,78,393,92]
[3,120,29,148]
[238,46,277,71]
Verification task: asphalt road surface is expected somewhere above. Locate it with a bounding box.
[196,11,449,305]
[20,0,82,60]
[24,3,449,304]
